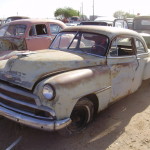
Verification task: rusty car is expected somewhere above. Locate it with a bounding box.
[0,26,150,134]
[0,19,66,52]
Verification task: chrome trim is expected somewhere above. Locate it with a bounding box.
[0,93,38,110]
[107,55,136,59]
[0,102,55,120]
[0,83,55,119]
[0,83,41,105]
[0,106,71,131]
[0,93,55,117]
[26,35,51,40]
[137,53,149,57]
[95,86,111,94]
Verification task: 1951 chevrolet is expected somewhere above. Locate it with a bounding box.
[0,26,150,134]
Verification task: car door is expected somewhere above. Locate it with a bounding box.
[26,23,52,50]
[107,36,139,102]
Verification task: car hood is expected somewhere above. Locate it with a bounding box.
[0,49,106,90]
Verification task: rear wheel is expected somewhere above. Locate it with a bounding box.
[58,97,94,136]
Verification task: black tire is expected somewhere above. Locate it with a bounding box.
[58,97,94,136]
[0,115,4,120]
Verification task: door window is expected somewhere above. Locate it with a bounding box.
[135,38,146,54]
[114,19,128,28]
[133,19,150,30]
[29,24,47,36]
[109,37,135,56]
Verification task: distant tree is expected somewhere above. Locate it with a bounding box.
[124,12,136,18]
[113,10,125,18]
[54,8,65,20]
[54,7,79,20]
[113,10,136,19]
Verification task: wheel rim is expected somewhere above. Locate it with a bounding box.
[68,106,90,132]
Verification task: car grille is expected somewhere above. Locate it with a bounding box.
[0,83,54,120]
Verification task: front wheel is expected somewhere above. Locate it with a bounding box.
[59,97,94,136]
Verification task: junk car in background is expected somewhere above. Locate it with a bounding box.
[95,16,129,28]
[0,19,66,52]
[132,16,150,49]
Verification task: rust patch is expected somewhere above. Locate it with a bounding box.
[0,37,27,51]
[0,70,32,88]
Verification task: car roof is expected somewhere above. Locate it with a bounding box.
[61,25,143,39]
[6,16,30,19]
[5,19,66,27]
[134,16,150,20]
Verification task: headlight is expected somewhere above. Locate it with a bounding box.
[42,84,55,100]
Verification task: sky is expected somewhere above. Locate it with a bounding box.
[0,0,150,19]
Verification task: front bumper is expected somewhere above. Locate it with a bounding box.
[0,105,72,131]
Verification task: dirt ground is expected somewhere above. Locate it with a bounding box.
[0,79,150,150]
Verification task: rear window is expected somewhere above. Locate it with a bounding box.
[133,19,150,30]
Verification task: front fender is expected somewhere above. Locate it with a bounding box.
[34,66,110,119]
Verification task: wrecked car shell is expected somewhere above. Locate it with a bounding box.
[0,26,150,132]
[0,19,66,51]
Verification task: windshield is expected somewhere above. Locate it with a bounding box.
[4,24,27,36]
[133,19,150,30]
[0,26,8,36]
[50,32,109,56]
